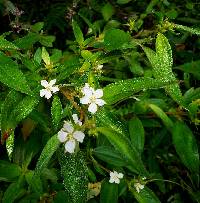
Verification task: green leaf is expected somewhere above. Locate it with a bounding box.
[96,109,128,136]
[72,19,84,46]
[1,90,23,133]
[25,170,43,194]
[13,33,40,49]
[42,47,50,65]
[103,77,173,105]
[97,127,148,175]
[51,95,62,131]
[35,134,60,175]
[10,95,39,124]
[143,34,183,105]
[58,151,88,203]
[0,160,21,182]
[117,0,132,4]
[0,36,19,50]
[93,146,126,166]
[172,122,199,173]
[100,180,118,203]
[149,104,173,129]
[3,176,26,203]
[104,29,131,51]
[128,117,145,153]
[0,53,31,94]
[101,3,115,21]
[39,35,55,47]
[131,186,161,203]
[31,22,44,32]
[174,24,200,35]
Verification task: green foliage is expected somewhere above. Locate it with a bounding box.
[0,0,199,202]
[0,53,31,94]
[59,151,88,203]
[172,122,199,173]
[35,134,60,176]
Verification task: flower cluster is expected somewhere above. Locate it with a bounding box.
[109,171,124,184]
[57,114,85,153]
[80,83,106,114]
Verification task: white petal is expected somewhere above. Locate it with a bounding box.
[95,99,106,106]
[40,89,47,97]
[80,96,90,104]
[72,114,82,126]
[65,139,76,153]
[57,130,68,142]
[114,178,120,184]
[97,65,103,70]
[41,80,49,88]
[63,121,74,133]
[73,131,85,143]
[88,103,98,114]
[82,84,94,97]
[109,178,115,183]
[117,173,124,179]
[51,86,59,93]
[49,79,56,86]
[94,89,103,98]
[72,114,78,123]
[44,90,52,99]
[40,89,52,99]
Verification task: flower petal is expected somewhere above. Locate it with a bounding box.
[40,89,52,99]
[65,139,76,153]
[94,89,103,98]
[88,103,98,114]
[81,83,94,96]
[58,130,68,142]
[80,96,90,104]
[41,80,49,88]
[72,114,82,126]
[117,173,124,179]
[49,79,56,86]
[40,89,47,97]
[95,99,106,106]
[73,131,85,143]
[51,86,59,93]
[44,90,52,99]
[63,121,74,133]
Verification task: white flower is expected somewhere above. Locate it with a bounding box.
[72,114,82,126]
[134,182,145,193]
[40,79,59,99]
[97,65,103,70]
[109,171,123,184]
[57,121,85,153]
[80,83,106,114]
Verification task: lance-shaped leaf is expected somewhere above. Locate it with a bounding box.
[103,77,173,105]
[149,104,173,130]
[174,24,200,35]
[0,52,31,94]
[0,160,21,182]
[143,34,184,106]
[172,122,199,173]
[35,134,60,175]
[100,180,118,203]
[72,19,84,46]
[51,95,62,131]
[0,36,19,50]
[128,117,145,153]
[58,151,88,203]
[130,185,161,203]
[97,127,148,175]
